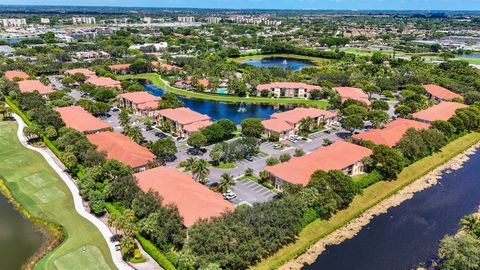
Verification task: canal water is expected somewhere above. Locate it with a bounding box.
[0,193,43,270]
[145,84,292,124]
[241,56,314,71]
[303,149,480,270]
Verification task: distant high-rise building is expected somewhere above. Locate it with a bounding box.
[72,17,96,25]
[40,18,50,24]
[177,16,195,23]
[143,17,152,24]
[0,18,27,27]
[206,17,222,24]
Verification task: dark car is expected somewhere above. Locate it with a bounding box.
[187,148,206,155]
[245,156,254,162]
[272,194,284,200]
[155,132,167,138]
[209,182,219,188]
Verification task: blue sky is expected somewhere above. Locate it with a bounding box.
[1,0,480,10]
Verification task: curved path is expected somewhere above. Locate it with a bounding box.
[13,114,132,270]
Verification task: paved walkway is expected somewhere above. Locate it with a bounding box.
[13,114,132,270]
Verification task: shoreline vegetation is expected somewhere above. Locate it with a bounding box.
[0,120,117,270]
[0,178,64,270]
[118,73,329,108]
[252,132,480,270]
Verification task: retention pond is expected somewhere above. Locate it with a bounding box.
[304,149,480,270]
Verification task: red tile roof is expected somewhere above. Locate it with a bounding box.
[55,106,112,133]
[352,118,430,147]
[333,87,371,106]
[135,167,234,227]
[87,131,155,168]
[117,91,161,105]
[265,141,372,186]
[17,80,54,95]
[137,101,160,110]
[152,61,182,71]
[271,108,337,125]
[411,102,468,122]
[108,64,131,71]
[158,107,210,125]
[256,82,320,92]
[183,120,212,133]
[5,70,29,81]
[64,68,96,78]
[261,118,294,133]
[86,76,121,88]
[197,79,210,88]
[423,84,463,100]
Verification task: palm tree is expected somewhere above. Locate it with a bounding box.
[192,159,210,184]
[299,117,315,132]
[460,215,480,233]
[219,173,236,193]
[23,126,41,141]
[184,157,196,171]
[119,109,130,128]
[126,126,144,143]
[259,170,271,183]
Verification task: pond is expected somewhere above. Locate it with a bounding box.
[457,54,480,59]
[145,84,292,124]
[241,56,315,71]
[0,193,44,270]
[303,149,480,270]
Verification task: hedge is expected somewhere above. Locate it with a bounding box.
[5,96,62,159]
[355,170,384,189]
[4,96,32,125]
[136,235,177,270]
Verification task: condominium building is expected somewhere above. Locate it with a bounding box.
[206,17,222,24]
[177,16,195,23]
[72,17,96,25]
[0,18,27,27]
[40,18,50,24]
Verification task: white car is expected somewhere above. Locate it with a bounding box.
[223,190,237,200]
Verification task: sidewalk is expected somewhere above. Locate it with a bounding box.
[13,114,133,270]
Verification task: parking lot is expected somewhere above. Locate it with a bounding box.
[230,177,277,205]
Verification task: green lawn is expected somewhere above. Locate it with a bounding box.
[252,132,480,270]
[118,73,329,109]
[0,121,115,270]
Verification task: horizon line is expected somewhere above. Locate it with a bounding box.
[1,4,480,12]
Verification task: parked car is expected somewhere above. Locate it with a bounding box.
[176,137,186,142]
[273,144,282,150]
[222,189,237,200]
[209,182,219,188]
[155,132,167,138]
[272,194,284,200]
[187,148,205,155]
[111,107,120,112]
[245,156,254,162]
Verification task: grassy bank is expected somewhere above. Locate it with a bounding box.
[0,121,116,270]
[252,132,480,270]
[231,53,330,66]
[118,73,329,108]
[0,178,64,270]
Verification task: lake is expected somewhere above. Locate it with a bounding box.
[457,54,480,59]
[241,56,315,71]
[0,193,44,270]
[303,149,480,270]
[145,84,291,124]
